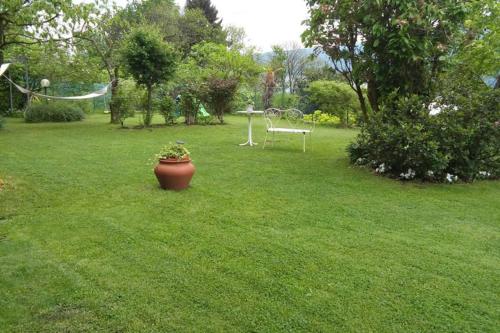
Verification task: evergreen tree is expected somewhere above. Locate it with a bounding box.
[185,0,220,26]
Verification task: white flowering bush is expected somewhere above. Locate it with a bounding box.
[348,88,499,182]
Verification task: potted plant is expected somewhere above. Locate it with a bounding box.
[246,98,255,112]
[153,143,196,190]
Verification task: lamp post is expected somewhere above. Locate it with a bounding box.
[41,79,50,103]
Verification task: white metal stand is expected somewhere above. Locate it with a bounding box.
[237,111,264,146]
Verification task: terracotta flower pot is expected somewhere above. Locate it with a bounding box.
[154,158,196,190]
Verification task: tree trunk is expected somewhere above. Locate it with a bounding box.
[367,77,379,113]
[355,84,369,123]
[495,74,500,89]
[146,85,153,127]
[109,67,120,124]
[281,83,285,108]
[217,102,224,124]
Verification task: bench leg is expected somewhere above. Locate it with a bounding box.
[303,134,306,152]
[263,131,268,149]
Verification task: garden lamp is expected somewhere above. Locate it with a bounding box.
[41,79,50,101]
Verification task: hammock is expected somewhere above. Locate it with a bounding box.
[0,63,110,100]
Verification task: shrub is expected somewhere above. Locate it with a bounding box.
[306,80,360,126]
[0,115,4,129]
[348,89,500,183]
[110,94,134,128]
[205,77,239,123]
[158,95,177,125]
[8,110,25,118]
[179,91,200,125]
[110,79,145,127]
[304,110,341,126]
[25,102,85,123]
[272,93,300,109]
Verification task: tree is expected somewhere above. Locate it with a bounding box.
[122,27,177,127]
[282,42,310,95]
[225,25,247,51]
[303,0,466,120]
[182,42,261,123]
[177,9,225,57]
[122,0,180,43]
[262,68,276,110]
[270,45,287,108]
[185,0,220,26]
[454,0,499,88]
[0,0,72,64]
[72,0,131,124]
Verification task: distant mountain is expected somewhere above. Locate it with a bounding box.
[256,48,328,64]
[255,48,347,70]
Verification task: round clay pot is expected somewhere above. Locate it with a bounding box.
[154,158,196,190]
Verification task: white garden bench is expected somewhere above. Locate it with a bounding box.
[263,108,315,152]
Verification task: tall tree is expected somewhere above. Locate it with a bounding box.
[122,27,177,127]
[72,0,130,124]
[303,0,466,120]
[177,8,225,57]
[122,0,180,42]
[270,45,287,108]
[185,0,220,26]
[282,42,310,95]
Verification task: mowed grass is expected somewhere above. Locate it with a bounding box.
[0,114,499,332]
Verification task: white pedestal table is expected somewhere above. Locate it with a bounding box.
[236,111,264,146]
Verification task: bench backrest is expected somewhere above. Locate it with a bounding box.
[264,108,314,131]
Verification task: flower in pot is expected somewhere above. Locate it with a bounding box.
[245,96,255,112]
[153,143,195,190]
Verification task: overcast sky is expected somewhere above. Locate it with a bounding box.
[175,0,309,52]
[106,0,309,52]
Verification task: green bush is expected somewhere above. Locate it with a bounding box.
[304,110,341,126]
[306,80,360,126]
[271,93,300,109]
[348,89,500,183]
[0,115,4,129]
[158,95,177,125]
[25,102,85,123]
[110,79,143,127]
[8,110,25,118]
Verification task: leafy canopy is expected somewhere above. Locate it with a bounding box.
[185,0,220,26]
[121,27,177,88]
[303,0,466,116]
[0,0,73,62]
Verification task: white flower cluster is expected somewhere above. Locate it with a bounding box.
[426,170,434,177]
[400,168,416,180]
[356,157,366,165]
[375,163,386,174]
[428,100,458,116]
[478,171,492,179]
[445,173,459,183]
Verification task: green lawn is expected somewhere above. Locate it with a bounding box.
[0,114,499,332]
